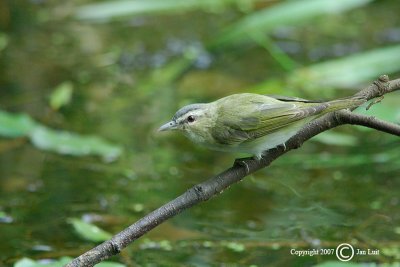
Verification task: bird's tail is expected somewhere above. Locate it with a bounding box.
[323,95,366,114]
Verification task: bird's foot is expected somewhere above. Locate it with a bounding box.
[233,157,254,175]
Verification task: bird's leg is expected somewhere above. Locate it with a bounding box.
[233,157,254,175]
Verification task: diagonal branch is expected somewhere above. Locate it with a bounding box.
[66,75,400,267]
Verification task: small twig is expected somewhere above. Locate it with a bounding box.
[66,76,400,267]
[366,96,384,110]
[337,111,400,136]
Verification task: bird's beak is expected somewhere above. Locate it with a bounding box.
[158,120,178,131]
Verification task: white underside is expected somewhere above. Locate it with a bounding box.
[238,126,299,158]
[211,120,309,159]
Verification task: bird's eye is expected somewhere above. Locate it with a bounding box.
[187,115,195,123]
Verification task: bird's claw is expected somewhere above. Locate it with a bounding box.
[280,142,287,151]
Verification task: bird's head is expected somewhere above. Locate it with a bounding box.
[158,103,215,144]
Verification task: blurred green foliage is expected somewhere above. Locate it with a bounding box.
[288,45,400,90]
[0,0,399,266]
[68,218,113,242]
[214,0,374,47]
[75,0,260,21]
[0,110,122,161]
[0,111,36,137]
[49,82,73,110]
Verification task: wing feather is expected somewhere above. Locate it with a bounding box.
[211,94,327,146]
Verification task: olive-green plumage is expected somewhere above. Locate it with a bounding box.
[159,93,365,159]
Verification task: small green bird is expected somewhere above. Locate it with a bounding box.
[159,93,364,159]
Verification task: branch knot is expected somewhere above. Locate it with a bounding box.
[373,74,390,97]
[192,185,207,201]
[110,240,121,254]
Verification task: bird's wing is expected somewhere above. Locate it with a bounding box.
[212,97,326,145]
[265,94,322,103]
[246,102,327,139]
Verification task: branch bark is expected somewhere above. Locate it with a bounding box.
[66,75,400,267]
[337,111,400,136]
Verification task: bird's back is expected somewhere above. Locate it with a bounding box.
[210,93,362,157]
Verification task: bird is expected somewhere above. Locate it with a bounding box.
[159,93,365,159]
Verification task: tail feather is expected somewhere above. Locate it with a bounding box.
[323,96,366,114]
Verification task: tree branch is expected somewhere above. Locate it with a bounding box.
[337,111,400,136]
[66,75,400,267]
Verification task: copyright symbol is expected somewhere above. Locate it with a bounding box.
[336,243,354,261]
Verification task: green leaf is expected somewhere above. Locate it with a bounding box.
[68,218,112,242]
[215,0,372,46]
[0,110,122,160]
[0,210,13,223]
[288,45,400,89]
[224,241,245,252]
[14,258,37,267]
[49,81,73,110]
[0,211,6,218]
[75,0,258,21]
[0,110,37,138]
[29,126,122,162]
[0,32,9,51]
